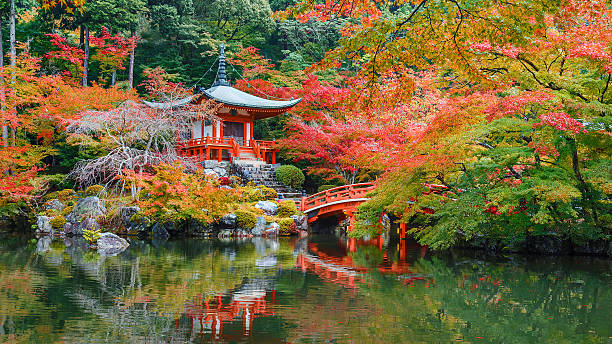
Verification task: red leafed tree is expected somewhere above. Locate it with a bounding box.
[90,27,138,85]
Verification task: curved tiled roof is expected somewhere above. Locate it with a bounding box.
[201,85,301,110]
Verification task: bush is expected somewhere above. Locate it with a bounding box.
[278,218,297,235]
[57,189,76,202]
[235,210,257,230]
[317,184,337,193]
[50,216,66,230]
[85,184,106,197]
[276,165,305,190]
[61,205,74,216]
[259,185,278,200]
[277,200,297,217]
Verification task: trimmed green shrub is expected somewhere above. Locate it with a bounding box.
[259,185,278,200]
[50,216,66,230]
[278,218,296,235]
[276,165,305,190]
[317,184,337,193]
[235,210,257,230]
[277,200,297,217]
[85,184,106,197]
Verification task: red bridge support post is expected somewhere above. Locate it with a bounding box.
[399,223,407,240]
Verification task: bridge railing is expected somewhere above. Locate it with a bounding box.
[300,182,375,212]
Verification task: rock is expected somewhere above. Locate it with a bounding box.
[151,223,169,238]
[264,222,280,237]
[119,206,140,227]
[187,219,215,236]
[204,160,219,169]
[525,235,564,255]
[291,215,308,231]
[203,169,219,178]
[251,216,266,236]
[45,199,65,212]
[220,185,234,190]
[97,232,129,256]
[64,217,100,236]
[65,196,106,223]
[220,213,237,228]
[36,215,54,235]
[213,167,227,177]
[255,201,278,216]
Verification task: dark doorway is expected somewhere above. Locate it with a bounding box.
[223,121,244,144]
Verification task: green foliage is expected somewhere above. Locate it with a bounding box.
[278,217,296,235]
[235,210,257,230]
[49,216,66,230]
[317,184,337,193]
[84,184,106,197]
[277,200,297,217]
[83,227,102,245]
[258,185,278,200]
[276,165,305,189]
[56,189,76,202]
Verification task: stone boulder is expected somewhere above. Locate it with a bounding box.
[264,222,280,237]
[64,217,101,236]
[255,201,278,216]
[63,196,106,236]
[36,215,54,235]
[97,232,129,256]
[291,215,308,231]
[119,206,140,227]
[45,199,65,212]
[203,169,219,178]
[251,216,267,236]
[151,223,169,238]
[66,196,106,223]
[219,213,237,228]
[213,167,227,177]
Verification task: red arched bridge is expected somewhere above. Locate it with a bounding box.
[297,182,450,235]
[298,183,376,224]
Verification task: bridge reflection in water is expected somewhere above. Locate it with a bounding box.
[177,235,429,341]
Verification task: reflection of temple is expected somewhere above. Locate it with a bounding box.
[183,285,277,341]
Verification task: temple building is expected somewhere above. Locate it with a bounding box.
[148,44,301,165]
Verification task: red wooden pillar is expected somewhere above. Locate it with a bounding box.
[399,222,407,240]
[399,239,406,262]
[206,147,210,160]
[348,238,357,253]
[218,148,222,162]
[271,152,276,164]
[378,235,384,251]
[199,147,203,162]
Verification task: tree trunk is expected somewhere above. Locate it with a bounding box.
[1,16,7,148]
[128,29,135,90]
[9,0,15,68]
[9,0,16,146]
[111,70,116,86]
[79,24,84,49]
[82,27,89,87]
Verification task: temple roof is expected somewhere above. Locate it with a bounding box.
[143,43,301,113]
[200,85,301,110]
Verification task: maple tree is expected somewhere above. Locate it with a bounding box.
[278,0,611,247]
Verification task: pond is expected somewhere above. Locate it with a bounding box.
[0,233,611,343]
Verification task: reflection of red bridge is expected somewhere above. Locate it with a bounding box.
[183,290,276,340]
[295,238,429,289]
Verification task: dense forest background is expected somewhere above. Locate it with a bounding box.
[4,0,339,89]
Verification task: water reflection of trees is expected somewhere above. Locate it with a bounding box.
[1,235,611,343]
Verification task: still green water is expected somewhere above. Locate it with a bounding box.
[0,234,610,343]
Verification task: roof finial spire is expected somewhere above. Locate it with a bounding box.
[213,43,230,87]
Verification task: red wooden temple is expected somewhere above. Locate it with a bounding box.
[147,44,301,164]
